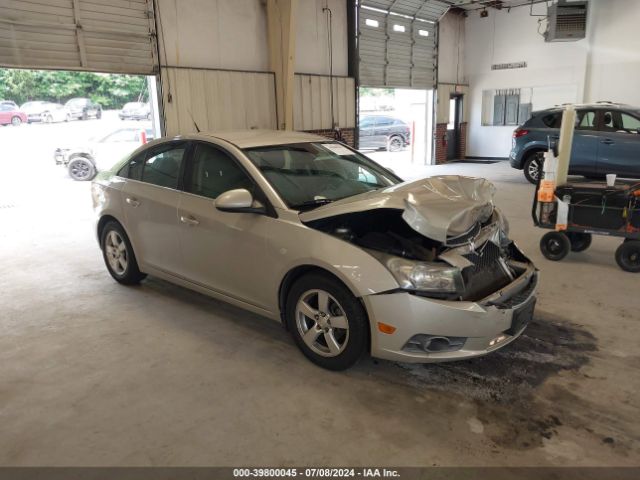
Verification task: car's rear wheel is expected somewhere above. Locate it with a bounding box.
[540,231,571,261]
[566,232,592,252]
[387,135,404,152]
[68,157,96,181]
[44,114,53,123]
[524,151,544,184]
[100,221,147,284]
[65,113,70,122]
[285,272,368,371]
[11,116,22,126]
[615,240,640,273]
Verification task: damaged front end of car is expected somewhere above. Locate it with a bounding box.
[302,175,536,304]
[300,175,537,362]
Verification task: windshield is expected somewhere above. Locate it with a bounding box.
[244,142,400,209]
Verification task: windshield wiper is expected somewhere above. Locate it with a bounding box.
[292,198,334,210]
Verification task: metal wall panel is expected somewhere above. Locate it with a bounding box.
[161,67,278,137]
[359,1,446,89]
[0,0,157,74]
[293,74,356,131]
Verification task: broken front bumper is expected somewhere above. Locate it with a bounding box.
[363,262,538,363]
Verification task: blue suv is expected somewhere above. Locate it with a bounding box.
[510,103,640,184]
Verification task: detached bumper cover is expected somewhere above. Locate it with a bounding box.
[364,263,537,363]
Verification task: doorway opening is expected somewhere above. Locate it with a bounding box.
[357,87,434,175]
[447,93,463,161]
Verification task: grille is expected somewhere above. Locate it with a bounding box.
[461,242,511,301]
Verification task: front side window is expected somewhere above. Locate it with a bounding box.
[186,143,254,199]
[244,142,399,209]
[141,144,186,189]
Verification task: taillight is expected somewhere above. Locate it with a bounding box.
[513,129,529,138]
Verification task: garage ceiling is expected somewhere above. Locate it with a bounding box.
[0,0,158,74]
[358,0,450,89]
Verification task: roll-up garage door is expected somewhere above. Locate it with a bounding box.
[0,0,157,74]
[358,0,449,89]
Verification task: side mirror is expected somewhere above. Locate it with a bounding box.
[215,188,265,214]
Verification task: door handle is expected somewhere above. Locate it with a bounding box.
[125,197,140,207]
[600,139,614,145]
[180,215,200,226]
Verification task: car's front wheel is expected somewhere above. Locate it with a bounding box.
[11,116,22,126]
[286,272,368,371]
[100,221,147,284]
[68,157,96,181]
[524,151,545,184]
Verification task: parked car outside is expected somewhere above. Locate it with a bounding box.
[65,97,102,120]
[21,101,70,123]
[0,100,18,109]
[55,126,154,181]
[119,102,150,120]
[0,103,27,126]
[91,130,537,371]
[510,102,640,184]
[359,115,411,151]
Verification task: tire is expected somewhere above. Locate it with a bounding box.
[387,135,404,152]
[96,109,102,119]
[285,272,369,371]
[44,114,53,123]
[68,157,96,181]
[615,240,640,273]
[11,116,22,126]
[100,221,147,284]
[566,232,592,252]
[82,111,88,120]
[524,151,544,184]
[540,231,571,261]
[65,114,70,122]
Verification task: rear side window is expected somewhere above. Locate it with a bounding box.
[142,144,186,189]
[541,112,562,128]
[576,110,597,130]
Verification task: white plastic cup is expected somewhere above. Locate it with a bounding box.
[606,174,616,187]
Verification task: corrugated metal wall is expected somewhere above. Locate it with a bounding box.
[161,67,278,137]
[293,74,356,131]
[0,0,157,74]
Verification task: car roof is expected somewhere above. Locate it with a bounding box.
[537,102,637,113]
[192,129,330,149]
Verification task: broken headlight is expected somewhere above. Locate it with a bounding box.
[386,257,464,294]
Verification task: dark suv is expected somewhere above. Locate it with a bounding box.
[359,115,411,151]
[65,97,102,121]
[510,103,640,184]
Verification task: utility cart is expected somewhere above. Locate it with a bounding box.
[532,179,640,272]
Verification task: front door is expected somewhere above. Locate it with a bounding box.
[177,141,273,309]
[596,110,640,177]
[121,141,187,274]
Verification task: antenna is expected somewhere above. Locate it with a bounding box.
[187,109,201,133]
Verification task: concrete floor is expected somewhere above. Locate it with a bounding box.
[1,160,639,466]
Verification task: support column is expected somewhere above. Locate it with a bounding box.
[267,0,297,131]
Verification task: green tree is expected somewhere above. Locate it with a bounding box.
[0,68,148,109]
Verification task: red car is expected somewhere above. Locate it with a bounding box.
[0,103,27,126]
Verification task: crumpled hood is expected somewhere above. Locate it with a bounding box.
[299,175,496,244]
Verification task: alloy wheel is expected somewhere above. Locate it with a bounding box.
[69,159,92,180]
[527,157,541,182]
[295,289,349,357]
[388,137,403,152]
[105,230,128,275]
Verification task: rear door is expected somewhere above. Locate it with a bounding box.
[121,141,188,275]
[374,116,394,147]
[596,110,640,177]
[568,109,599,175]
